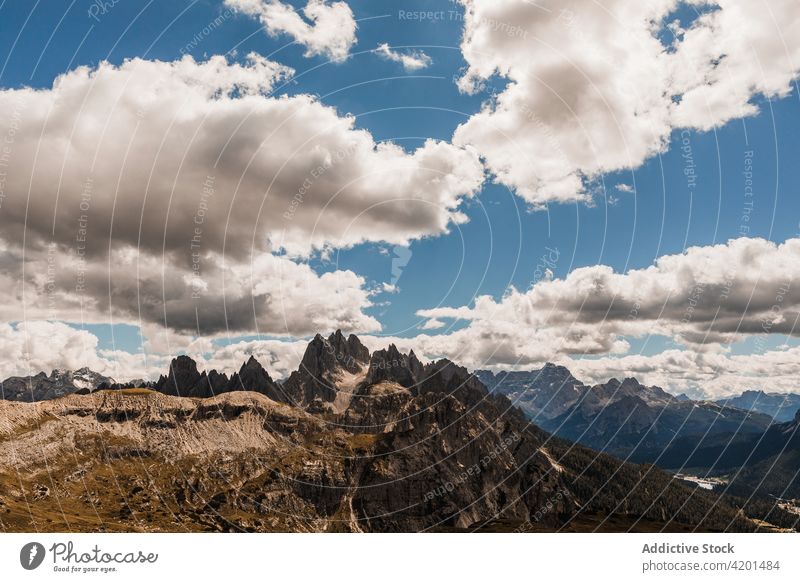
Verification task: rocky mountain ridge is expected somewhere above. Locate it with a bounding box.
[716,390,800,423]
[479,367,775,463]
[1,331,790,532]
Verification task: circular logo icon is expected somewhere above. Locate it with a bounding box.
[20,542,46,570]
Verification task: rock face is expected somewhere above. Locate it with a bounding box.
[365,345,423,388]
[155,355,222,398]
[327,330,370,373]
[476,364,585,421]
[155,354,282,400]
[282,331,371,406]
[0,368,115,402]
[225,356,283,402]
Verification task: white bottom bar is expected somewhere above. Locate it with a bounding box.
[1,533,798,581]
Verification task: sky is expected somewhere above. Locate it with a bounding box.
[0,0,800,397]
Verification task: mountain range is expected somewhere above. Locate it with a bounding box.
[2,331,795,532]
[0,368,115,402]
[478,366,800,506]
[477,367,775,464]
[716,390,800,423]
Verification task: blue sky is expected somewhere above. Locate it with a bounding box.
[1,0,800,395]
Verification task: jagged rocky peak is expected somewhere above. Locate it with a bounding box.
[414,358,526,423]
[419,359,486,397]
[299,331,370,377]
[586,376,673,406]
[592,376,633,399]
[172,355,199,375]
[49,367,115,389]
[541,361,576,375]
[612,377,674,403]
[153,353,289,401]
[243,354,262,370]
[166,355,200,380]
[422,357,467,382]
[157,355,203,397]
[742,389,767,397]
[227,355,283,401]
[618,377,644,394]
[477,363,584,394]
[207,369,230,391]
[365,344,423,388]
[327,330,370,372]
[282,331,371,406]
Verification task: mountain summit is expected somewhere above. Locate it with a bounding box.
[281,331,371,408]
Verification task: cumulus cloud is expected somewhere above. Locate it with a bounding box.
[0,54,483,260]
[670,0,800,130]
[453,0,800,207]
[0,321,116,380]
[565,346,800,399]
[416,237,800,367]
[0,54,484,337]
[225,0,357,62]
[0,245,381,337]
[419,318,445,331]
[0,320,311,383]
[374,43,432,72]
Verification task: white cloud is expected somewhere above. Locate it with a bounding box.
[374,43,432,72]
[670,0,800,131]
[0,321,103,379]
[0,320,310,382]
[377,282,399,294]
[419,318,445,331]
[0,321,166,381]
[415,237,800,367]
[0,54,484,336]
[199,336,308,380]
[567,346,800,400]
[225,0,357,62]
[0,244,381,338]
[453,0,800,207]
[0,54,483,258]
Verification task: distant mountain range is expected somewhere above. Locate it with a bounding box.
[477,368,776,464]
[716,390,800,423]
[0,368,115,401]
[2,331,795,532]
[478,366,800,505]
